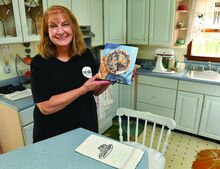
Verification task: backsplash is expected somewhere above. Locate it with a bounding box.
[135,45,187,62]
[0,43,187,81]
[0,42,38,81]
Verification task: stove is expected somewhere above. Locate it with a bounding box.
[0,84,26,94]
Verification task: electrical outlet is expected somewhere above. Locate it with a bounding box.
[4,65,11,74]
[1,45,10,53]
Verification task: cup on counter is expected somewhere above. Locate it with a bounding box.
[176,62,186,72]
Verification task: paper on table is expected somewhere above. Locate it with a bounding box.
[75,134,144,169]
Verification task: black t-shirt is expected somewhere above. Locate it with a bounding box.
[30,49,99,142]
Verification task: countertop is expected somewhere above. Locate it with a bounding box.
[1,67,220,112]
[0,128,148,169]
[0,77,34,111]
[137,67,220,86]
[0,95,34,111]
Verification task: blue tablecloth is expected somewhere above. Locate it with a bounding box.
[0,128,148,169]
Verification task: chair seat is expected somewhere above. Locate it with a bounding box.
[125,142,165,169]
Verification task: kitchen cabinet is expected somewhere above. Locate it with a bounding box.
[18,0,46,42]
[176,80,220,140]
[0,103,34,153]
[90,0,103,46]
[72,0,91,26]
[199,96,220,140]
[0,103,23,153]
[118,80,135,110]
[127,0,175,45]
[0,0,46,44]
[0,0,23,44]
[149,0,176,45]
[46,0,71,10]
[46,0,91,26]
[136,75,177,118]
[175,91,203,134]
[103,0,126,44]
[127,0,149,44]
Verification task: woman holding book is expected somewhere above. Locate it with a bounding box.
[30,5,111,142]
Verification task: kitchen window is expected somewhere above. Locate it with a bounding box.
[186,0,220,62]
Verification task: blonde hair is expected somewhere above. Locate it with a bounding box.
[38,5,86,58]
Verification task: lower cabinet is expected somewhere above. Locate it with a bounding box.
[199,96,220,140]
[175,80,220,141]
[136,75,177,118]
[175,91,203,134]
[0,104,34,153]
[118,82,135,109]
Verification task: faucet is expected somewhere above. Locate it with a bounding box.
[208,61,212,71]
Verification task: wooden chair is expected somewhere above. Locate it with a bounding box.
[116,107,176,169]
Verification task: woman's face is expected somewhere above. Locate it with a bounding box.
[47,12,73,49]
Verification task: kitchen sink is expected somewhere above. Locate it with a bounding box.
[185,70,220,82]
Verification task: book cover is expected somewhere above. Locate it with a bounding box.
[98,43,138,85]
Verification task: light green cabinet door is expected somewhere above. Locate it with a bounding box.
[104,0,126,44]
[0,0,23,44]
[127,0,149,44]
[118,82,135,109]
[72,0,91,26]
[175,91,203,134]
[199,96,220,140]
[149,0,175,45]
[91,0,103,46]
[46,0,72,9]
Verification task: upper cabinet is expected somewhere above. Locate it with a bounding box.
[46,0,91,26]
[127,0,149,44]
[90,0,103,46]
[149,0,176,45]
[46,0,72,10]
[103,0,126,44]
[174,0,190,46]
[18,0,45,42]
[0,0,23,44]
[127,0,176,45]
[0,0,46,44]
[72,0,91,26]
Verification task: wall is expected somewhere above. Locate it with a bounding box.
[0,42,38,81]
[0,42,187,81]
[136,45,187,62]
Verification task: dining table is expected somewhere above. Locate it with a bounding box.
[0,128,148,169]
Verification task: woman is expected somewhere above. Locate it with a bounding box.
[30,5,111,142]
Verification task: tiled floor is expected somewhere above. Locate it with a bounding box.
[139,127,220,169]
[165,131,220,169]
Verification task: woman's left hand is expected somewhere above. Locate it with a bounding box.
[82,74,111,93]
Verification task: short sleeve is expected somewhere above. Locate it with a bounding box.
[30,55,53,103]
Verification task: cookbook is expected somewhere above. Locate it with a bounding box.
[98,43,138,85]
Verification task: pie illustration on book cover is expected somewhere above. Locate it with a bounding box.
[98,43,138,85]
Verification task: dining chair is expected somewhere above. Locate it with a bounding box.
[116,107,176,169]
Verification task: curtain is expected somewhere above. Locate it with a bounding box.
[186,0,219,43]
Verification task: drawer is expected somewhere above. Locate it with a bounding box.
[138,75,178,89]
[136,102,174,119]
[19,106,34,126]
[179,80,220,97]
[137,84,176,109]
[22,123,34,145]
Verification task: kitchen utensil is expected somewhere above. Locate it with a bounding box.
[152,48,175,73]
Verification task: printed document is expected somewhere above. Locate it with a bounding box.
[75,134,144,169]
